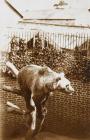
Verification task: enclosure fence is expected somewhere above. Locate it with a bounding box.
[6,29,90,58]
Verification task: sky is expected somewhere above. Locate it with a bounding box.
[21,0,90,10]
[2,0,90,12]
[0,0,20,26]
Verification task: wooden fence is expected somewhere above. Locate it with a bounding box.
[6,29,90,57]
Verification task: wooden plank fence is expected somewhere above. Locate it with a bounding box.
[4,28,90,58]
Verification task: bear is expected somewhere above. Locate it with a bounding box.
[6,61,74,132]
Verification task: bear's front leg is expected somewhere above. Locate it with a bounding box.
[30,97,37,131]
[24,94,36,131]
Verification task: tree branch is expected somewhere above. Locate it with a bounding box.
[2,85,24,97]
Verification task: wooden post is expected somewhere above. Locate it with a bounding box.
[87,34,90,58]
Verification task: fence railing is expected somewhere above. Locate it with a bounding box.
[6,29,90,57]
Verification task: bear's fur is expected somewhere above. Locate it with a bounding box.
[6,62,74,132]
[18,64,60,97]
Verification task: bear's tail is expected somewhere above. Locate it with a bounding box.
[6,61,19,78]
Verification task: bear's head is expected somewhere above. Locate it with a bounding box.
[38,66,74,95]
[56,72,74,94]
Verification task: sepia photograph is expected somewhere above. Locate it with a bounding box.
[0,0,90,140]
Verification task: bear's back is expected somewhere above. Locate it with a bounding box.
[18,65,42,94]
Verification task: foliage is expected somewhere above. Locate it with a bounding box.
[7,36,90,82]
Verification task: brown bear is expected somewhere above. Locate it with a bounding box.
[6,61,74,132]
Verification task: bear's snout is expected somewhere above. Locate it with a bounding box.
[57,75,74,94]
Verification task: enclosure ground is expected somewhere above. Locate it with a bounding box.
[0,72,90,140]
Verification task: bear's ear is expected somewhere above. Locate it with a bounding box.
[39,66,48,75]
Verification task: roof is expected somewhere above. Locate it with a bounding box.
[6,0,74,20]
[5,0,90,27]
[23,9,75,20]
[5,0,23,18]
